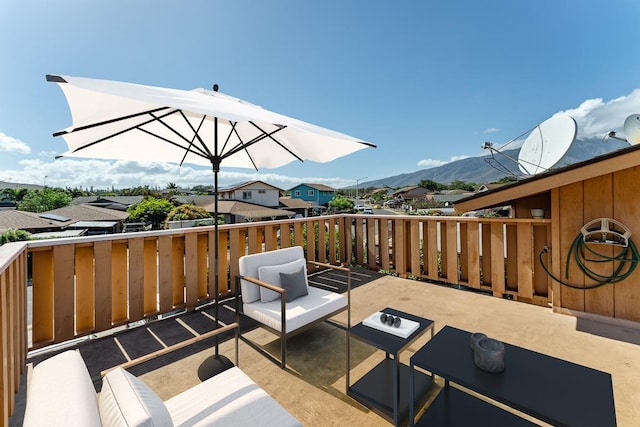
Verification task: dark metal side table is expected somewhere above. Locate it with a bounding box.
[346,308,434,426]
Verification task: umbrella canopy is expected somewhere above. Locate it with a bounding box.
[47,74,374,375]
[47,75,375,170]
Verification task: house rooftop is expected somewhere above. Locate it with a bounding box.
[289,183,336,192]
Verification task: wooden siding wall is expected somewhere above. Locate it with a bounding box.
[553,168,640,321]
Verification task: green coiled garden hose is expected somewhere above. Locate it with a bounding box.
[538,233,640,290]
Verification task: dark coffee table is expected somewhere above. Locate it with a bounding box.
[409,326,617,426]
[346,308,434,426]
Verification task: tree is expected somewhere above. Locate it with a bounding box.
[1,188,28,202]
[18,188,72,213]
[328,196,354,213]
[493,176,518,184]
[191,184,213,195]
[447,180,476,192]
[120,185,161,197]
[166,204,212,221]
[0,229,31,245]
[127,197,174,229]
[418,179,445,192]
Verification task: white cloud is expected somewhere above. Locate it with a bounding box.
[556,89,640,140]
[417,159,448,168]
[3,157,353,190]
[483,127,500,133]
[417,155,469,169]
[0,132,31,154]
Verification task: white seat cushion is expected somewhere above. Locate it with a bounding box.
[99,367,172,427]
[243,287,347,333]
[23,350,101,427]
[165,366,302,427]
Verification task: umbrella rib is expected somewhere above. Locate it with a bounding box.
[63,108,188,154]
[233,122,304,163]
[178,113,209,166]
[137,127,211,161]
[145,110,213,159]
[217,122,258,170]
[251,122,303,162]
[53,106,172,137]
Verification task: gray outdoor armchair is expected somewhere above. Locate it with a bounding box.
[236,246,351,369]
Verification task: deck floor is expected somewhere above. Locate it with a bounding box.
[11,269,640,426]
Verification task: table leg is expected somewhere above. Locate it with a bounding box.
[409,360,415,427]
[393,354,400,426]
[346,333,350,393]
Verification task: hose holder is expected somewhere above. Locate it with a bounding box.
[580,218,631,248]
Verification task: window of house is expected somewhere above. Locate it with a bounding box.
[308,190,314,196]
[258,190,266,194]
[242,191,252,200]
[294,190,301,196]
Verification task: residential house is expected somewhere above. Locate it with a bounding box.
[289,183,336,207]
[431,190,475,206]
[0,210,71,235]
[278,196,312,218]
[179,181,296,223]
[477,183,507,193]
[391,186,430,203]
[45,204,130,234]
[198,199,295,223]
[71,195,144,211]
[218,181,282,207]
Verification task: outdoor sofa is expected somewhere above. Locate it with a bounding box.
[22,341,301,426]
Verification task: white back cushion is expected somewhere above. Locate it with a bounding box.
[258,258,308,302]
[239,246,305,303]
[99,367,172,427]
[23,350,101,427]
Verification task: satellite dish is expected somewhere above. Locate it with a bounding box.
[623,114,640,144]
[518,115,577,175]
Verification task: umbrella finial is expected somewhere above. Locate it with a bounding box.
[213,84,219,92]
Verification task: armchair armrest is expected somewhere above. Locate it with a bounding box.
[238,275,287,295]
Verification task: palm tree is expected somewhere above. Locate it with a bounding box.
[1,188,28,202]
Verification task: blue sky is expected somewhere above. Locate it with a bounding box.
[1,0,639,191]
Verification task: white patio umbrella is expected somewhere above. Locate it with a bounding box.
[47,74,375,376]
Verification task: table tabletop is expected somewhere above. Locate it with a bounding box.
[348,307,434,354]
[411,326,616,427]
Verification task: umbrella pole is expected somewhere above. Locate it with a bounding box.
[197,118,233,380]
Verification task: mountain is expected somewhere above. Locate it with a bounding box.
[358,138,630,188]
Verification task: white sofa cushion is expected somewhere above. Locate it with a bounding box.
[99,367,172,427]
[239,246,305,303]
[165,366,301,427]
[258,258,308,302]
[23,350,101,427]
[243,286,347,333]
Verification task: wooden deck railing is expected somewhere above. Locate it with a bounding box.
[0,242,28,427]
[0,214,550,425]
